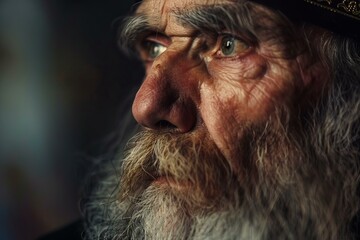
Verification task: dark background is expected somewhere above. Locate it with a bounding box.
[0,1,142,239]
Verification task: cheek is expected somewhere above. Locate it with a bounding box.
[199,84,272,168]
[198,56,299,168]
[207,54,267,81]
[199,92,243,170]
[200,55,271,143]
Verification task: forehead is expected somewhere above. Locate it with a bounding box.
[136,0,235,17]
[136,0,238,34]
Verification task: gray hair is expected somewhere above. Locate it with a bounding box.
[82,5,360,240]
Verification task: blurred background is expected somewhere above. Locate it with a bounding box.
[0,0,143,239]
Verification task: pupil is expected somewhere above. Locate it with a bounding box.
[222,37,234,56]
[150,44,159,58]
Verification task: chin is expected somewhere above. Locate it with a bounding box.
[84,111,360,240]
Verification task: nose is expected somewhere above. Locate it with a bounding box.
[132,63,197,133]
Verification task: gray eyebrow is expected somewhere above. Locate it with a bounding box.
[174,3,258,42]
[118,2,259,54]
[118,15,151,54]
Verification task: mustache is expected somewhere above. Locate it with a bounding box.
[119,129,236,207]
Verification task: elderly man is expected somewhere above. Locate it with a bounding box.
[80,0,360,239]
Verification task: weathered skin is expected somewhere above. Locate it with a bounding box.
[132,0,326,174]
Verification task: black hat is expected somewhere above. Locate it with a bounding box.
[252,0,359,39]
[131,0,359,39]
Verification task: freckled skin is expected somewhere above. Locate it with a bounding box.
[132,0,326,172]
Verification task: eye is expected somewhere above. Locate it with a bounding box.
[141,40,167,61]
[215,35,250,58]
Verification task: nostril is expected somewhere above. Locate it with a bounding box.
[156,120,177,130]
[132,77,197,132]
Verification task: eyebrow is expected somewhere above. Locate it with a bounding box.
[174,3,257,40]
[118,14,151,54]
[119,3,259,53]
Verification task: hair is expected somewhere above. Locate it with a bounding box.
[81,4,360,240]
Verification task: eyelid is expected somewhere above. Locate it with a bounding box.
[136,33,169,53]
[217,32,251,45]
[144,34,171,47]
[201,31,251,47]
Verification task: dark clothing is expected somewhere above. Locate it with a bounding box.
[38,215,360,239]
[37,220,83,240]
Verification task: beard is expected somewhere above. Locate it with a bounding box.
[84,106,360,240]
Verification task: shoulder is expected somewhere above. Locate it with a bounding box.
[37,220,84,240]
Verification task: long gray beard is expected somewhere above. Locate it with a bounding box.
[83,103,360,240]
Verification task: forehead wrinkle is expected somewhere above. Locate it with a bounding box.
[136,0,234,35]
[136,0,183,34]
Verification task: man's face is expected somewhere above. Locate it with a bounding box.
[93,0,357,239]
[132,0,315,172]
